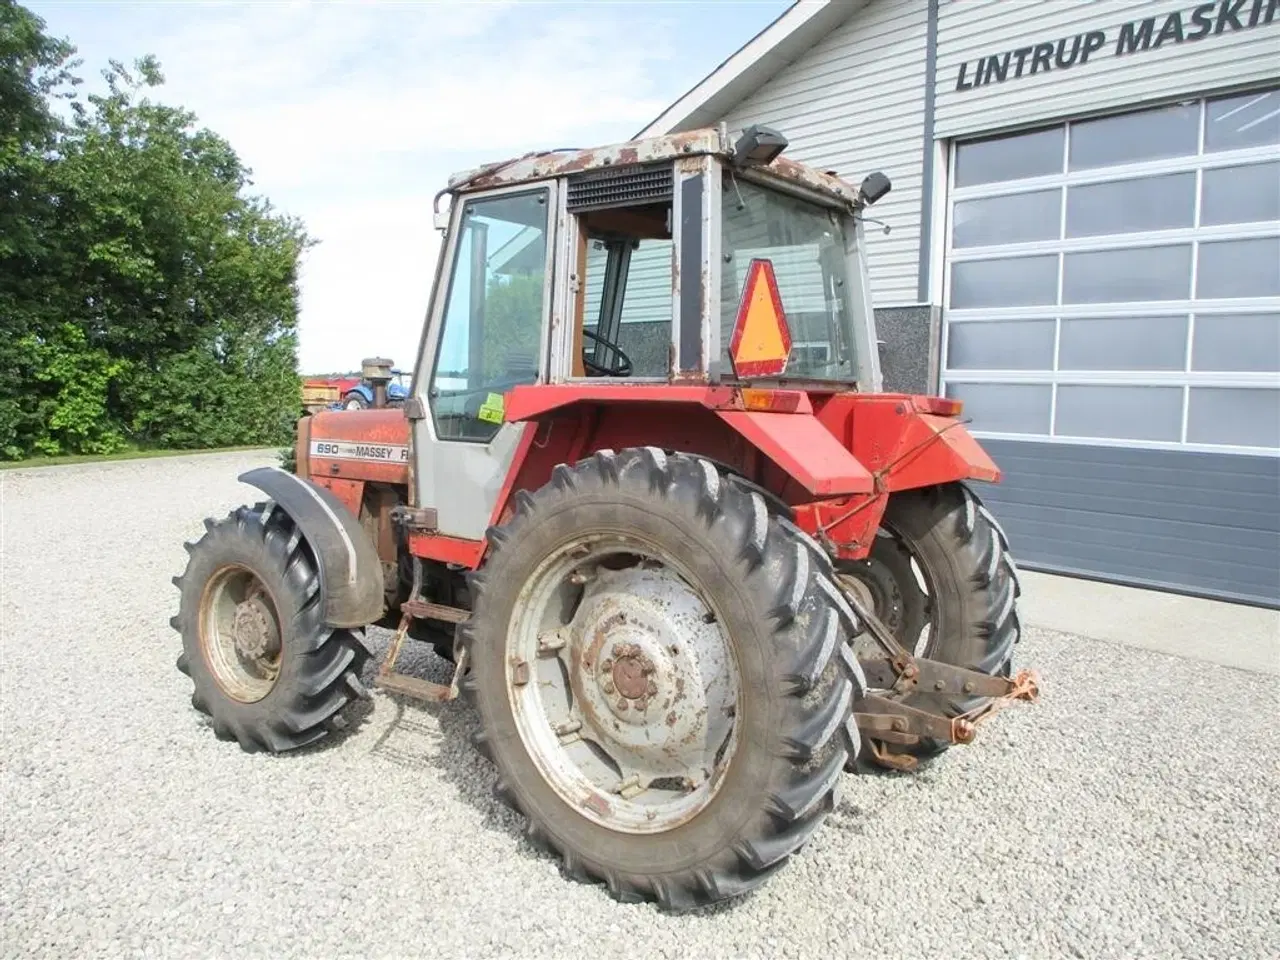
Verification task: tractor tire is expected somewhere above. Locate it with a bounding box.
[838,481,1021,758]
[171,501,373,753]
[342,392,368,410]
[458,448,865,912]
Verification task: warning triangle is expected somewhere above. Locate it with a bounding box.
[730,259,792,377]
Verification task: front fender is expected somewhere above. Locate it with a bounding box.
[238,466,385,628]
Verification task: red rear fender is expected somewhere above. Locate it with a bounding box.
[791,393,1001,559]
[813,392,999,488]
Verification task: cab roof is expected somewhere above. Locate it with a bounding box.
[443,126,865,212]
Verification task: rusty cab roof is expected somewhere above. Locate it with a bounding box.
[443,126,865,213]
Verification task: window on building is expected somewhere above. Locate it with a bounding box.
[942,85,1280,454]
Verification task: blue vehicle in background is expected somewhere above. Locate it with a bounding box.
[336,367,411,410]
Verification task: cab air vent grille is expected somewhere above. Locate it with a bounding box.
[566,164,673,213]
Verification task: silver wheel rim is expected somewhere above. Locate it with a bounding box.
[506,534,742,834]
[200,564,282,703]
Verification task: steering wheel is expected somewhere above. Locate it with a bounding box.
[581,328,633,377]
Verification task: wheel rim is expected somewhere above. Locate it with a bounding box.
[837,528,934,662]
[199,564,283,703]
[506,534,741,835]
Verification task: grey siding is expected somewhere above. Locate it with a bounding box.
[583,241,671,326]
[977,439,1280,607]
[936,0,1280,138]
[718,0,931,306]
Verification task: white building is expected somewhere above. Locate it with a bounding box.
[638,0,1280,606]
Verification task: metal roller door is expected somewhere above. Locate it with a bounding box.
[939,85,1280,607]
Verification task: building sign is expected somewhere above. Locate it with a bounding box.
[955,0,1279,92]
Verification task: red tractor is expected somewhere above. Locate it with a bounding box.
[171,125,1037,911]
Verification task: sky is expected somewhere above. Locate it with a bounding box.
[28,0,793,374]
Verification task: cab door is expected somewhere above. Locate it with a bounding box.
[410,182,557,540]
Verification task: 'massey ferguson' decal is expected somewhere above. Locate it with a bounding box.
[310,440,409,463]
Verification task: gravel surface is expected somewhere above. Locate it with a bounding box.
[2,450,1278,959]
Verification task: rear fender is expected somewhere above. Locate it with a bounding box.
[502,384,875,499]
[238,466,385,628]
[810,393,999,488]
[793,394,1002,559]
[492,387,996,565]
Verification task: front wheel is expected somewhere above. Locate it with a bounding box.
[171,502,374,752]
[836,482,1021,757]
[459,449,865,911]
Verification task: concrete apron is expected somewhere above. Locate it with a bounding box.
[1018,571,1280,676]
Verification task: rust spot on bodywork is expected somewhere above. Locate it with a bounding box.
[441,126,866,210]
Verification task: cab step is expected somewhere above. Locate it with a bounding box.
[373,599,470,703]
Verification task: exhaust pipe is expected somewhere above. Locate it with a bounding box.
[361,357,394,409]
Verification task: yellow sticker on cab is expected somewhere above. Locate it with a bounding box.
[477,392,505,424]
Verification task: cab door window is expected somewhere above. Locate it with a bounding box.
[430,189,550,442]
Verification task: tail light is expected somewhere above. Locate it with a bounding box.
[740,389,804,413]
[918,396,963,417]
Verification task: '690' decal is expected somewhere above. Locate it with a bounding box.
[309,440,409,463]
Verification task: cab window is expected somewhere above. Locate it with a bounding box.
[430,189,549,442]
[573,201,672,379]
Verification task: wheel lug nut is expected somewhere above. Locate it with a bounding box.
[616,699,629,712]
[646,680,658,696]
[602,680,615,695]
[612,644,623,657]
[601,658,613,671]
[636,697,649,710]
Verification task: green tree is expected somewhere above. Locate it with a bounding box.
[0,0,79,456]
[0,3,310,459]
[481,271,544,380]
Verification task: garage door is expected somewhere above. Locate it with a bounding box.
[940,85,1280,607]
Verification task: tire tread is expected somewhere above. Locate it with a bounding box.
[459,449,865,912]
[171,503,371,753]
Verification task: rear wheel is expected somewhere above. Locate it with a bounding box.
[342,392,368,410]
[171,502,373,752]
[836,482,1020,757]
[459,449,865,911]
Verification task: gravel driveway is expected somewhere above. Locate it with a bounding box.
[2,450,1277,959]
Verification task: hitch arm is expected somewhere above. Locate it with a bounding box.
[859,655,1026,700]
[836,566,1040,771]
[854,694,978,746]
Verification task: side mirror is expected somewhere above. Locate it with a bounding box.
[859,171,892,206]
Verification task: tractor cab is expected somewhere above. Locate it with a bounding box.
[419,125,891,445]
